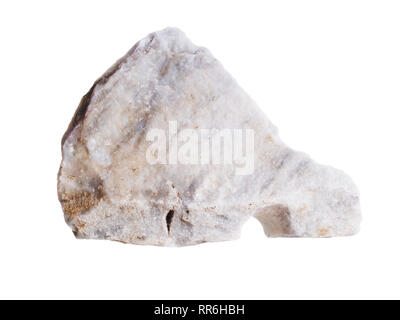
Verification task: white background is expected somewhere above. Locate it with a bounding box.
[0,0,399,300]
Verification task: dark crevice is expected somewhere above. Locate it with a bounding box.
[166,210,175,234]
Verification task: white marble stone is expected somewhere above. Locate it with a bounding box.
[58,28,361,246]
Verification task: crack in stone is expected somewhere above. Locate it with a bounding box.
[166,210,175,234]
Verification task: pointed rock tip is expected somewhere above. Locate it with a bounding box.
[140,27,198,54]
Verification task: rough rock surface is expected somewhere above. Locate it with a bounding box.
[58,28,361,246]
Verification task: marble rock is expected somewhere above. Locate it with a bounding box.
[58,28,361,246]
